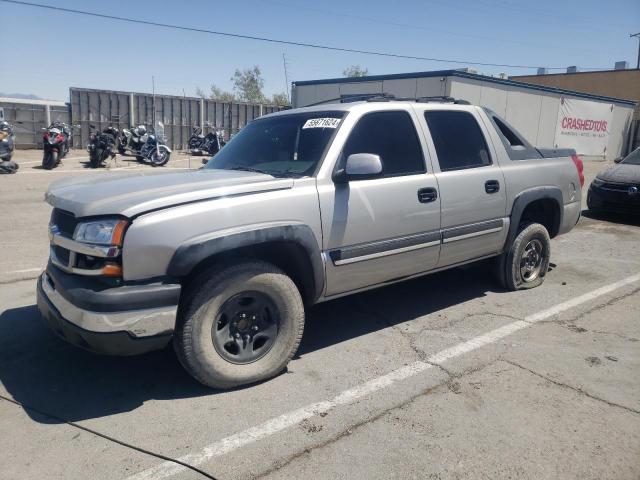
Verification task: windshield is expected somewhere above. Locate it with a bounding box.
[621,148,640,165]
[204,111,345,177]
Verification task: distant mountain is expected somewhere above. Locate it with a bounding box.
[0,92,44,100]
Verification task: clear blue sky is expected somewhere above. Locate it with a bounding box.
[1,0,638,101]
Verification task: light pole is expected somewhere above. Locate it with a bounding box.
[631,33,640,70]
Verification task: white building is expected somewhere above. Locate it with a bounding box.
[292,70,637,160]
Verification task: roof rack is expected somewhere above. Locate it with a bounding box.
[416,96,471,105]
[305,93,471,107]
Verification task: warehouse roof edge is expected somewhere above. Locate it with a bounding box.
[292,69,637,107]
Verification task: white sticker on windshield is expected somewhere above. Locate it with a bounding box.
[302,118,341,129]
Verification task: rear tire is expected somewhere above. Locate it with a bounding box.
[174,261,305,389]
[496,222,550,291]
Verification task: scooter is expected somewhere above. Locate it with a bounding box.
[42,121,71,170]
[88,125,119,168]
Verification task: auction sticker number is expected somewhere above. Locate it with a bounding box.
[302,118,341,129]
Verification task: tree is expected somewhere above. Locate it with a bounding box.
[196,85,235,102]
[232,66,266,103]
[343,65,369,77]
[270,92,291,107]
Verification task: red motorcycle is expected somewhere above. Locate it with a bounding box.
[42,122,71,170]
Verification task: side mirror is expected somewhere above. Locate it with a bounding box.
[333,153,383,183]
[614,156,623,164]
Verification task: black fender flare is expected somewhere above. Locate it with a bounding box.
[506,186,563,247]
[167,224,325,302]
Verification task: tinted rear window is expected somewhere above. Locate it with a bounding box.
[424,111,491,171]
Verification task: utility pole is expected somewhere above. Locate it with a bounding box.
[151,75,157,127]
[632,33,640,69]
[282,53,291,102]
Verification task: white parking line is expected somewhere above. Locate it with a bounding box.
[5,267,42,274]
[125,272,640,480]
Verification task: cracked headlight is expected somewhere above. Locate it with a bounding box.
[73,218,129,246]
[591,177,605,188]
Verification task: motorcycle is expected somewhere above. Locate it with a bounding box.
[0,121,19,174]
[118,124,147,159]
[0,121,15,162]
[42,121,71,170]
[188,123,226,156]
[87,125,119,168]
[118,123,171,166]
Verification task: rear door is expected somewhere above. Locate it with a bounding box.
[318,108,441,296]
[419,108,508,267]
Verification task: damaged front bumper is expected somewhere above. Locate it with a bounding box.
[37,264,180,355]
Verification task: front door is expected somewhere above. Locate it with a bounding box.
[318,109,442,296]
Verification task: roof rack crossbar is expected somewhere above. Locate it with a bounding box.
[416,96,471,105]
[304,94,471,107]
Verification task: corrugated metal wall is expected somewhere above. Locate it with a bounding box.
[0,100,69,148]
[292,75,635,160]
[447,76,635,160]
[70,88,284,150]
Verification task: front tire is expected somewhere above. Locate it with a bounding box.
[150,147,170,167]
[90,148,103,168]
[174,261,305,389]
[42,150,57,170]
[497,222,550,291]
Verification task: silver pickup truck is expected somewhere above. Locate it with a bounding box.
[37,96,584,388]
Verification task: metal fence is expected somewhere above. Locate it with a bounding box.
[0,99,69,148]
[70,88,284,150]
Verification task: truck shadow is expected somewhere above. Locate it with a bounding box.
[0,264,498,424]
[580,209,640,227]
[299,263,498,356]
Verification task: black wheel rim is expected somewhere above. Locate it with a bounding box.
[211,291,280,364]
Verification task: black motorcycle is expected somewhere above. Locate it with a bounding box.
[88,125,119,168]
[42,121,71,170]
[0,121,15,162]
[188,124,226,156]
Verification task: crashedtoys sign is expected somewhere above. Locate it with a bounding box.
[554,97,614,156]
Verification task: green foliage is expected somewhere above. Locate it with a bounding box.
[196,65,289,105]
[343,65,369,77]
[270,92,291,107]
[196,85,235,102]
[232,66,266,103]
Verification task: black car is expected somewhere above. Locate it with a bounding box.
[587,148,640,215]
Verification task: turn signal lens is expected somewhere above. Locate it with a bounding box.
[101,263,123,277]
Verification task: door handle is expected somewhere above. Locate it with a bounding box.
[485,180,500,194]
[417,187,438,203]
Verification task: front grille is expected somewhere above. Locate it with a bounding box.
[601,182,638,192]
[53,245,70,265]
[51,208,78,237]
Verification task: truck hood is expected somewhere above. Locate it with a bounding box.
[597,163,640,184]
[45,169,294,218]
